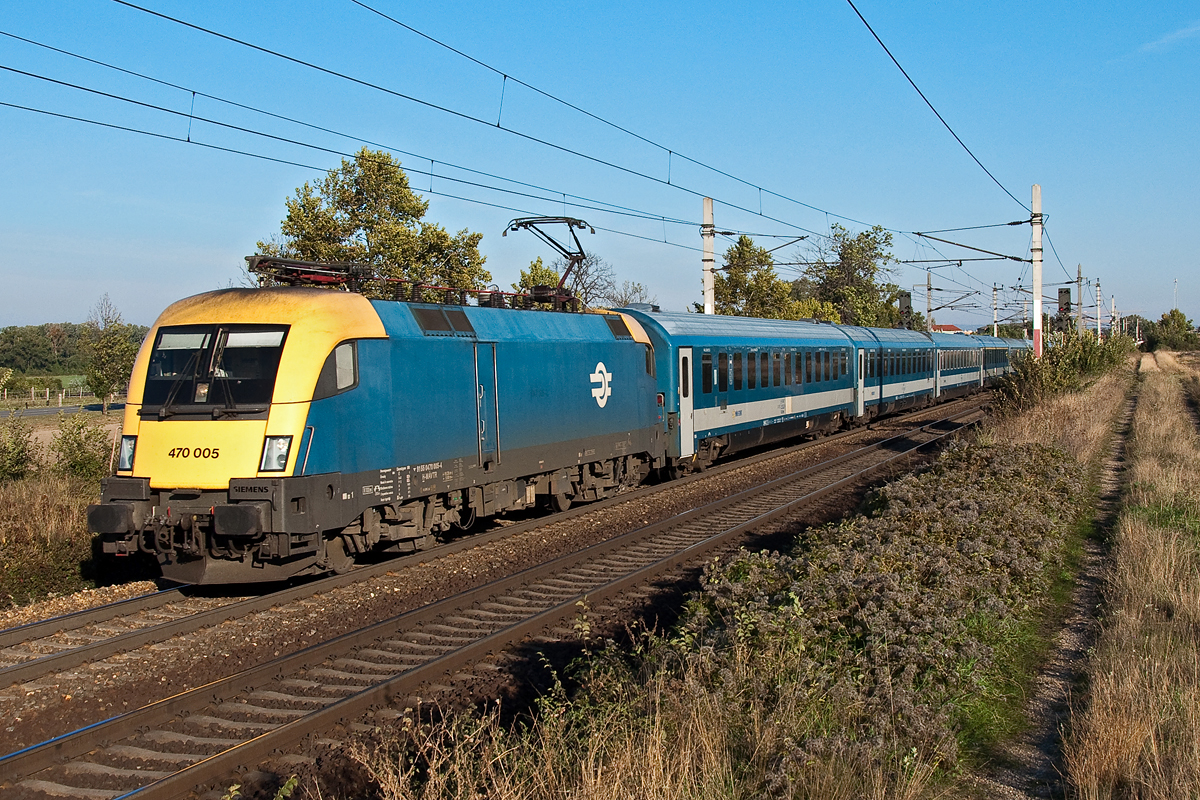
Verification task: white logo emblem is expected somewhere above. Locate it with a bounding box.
[590,362,613,408]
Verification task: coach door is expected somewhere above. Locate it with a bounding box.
[474,343,500,469]
[855,350,865,418]
[678,347,695,458]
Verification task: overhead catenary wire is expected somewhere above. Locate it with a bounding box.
[0,32,699,229]
[0,63,717,230]
[344,0,897,233]
[105,0,837,240]
[843,0,1029,213]
[6,8,1046,311]
[0,98,705,254]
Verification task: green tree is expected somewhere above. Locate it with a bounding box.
[1145,308,1200,351]
[0,411,38,481]
[50,412,112,482]
[708,236,839,321]
[801,224,901,327]
[82,296,139,415]
[257,147,490,292]
[511,256,561,293]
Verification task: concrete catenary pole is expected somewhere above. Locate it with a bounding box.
[1076,264,1084,334]
[992,284,998,337]
[926,270,932,331]
[1112,295,1118,335]
[1096,279,1102,339]
[1031,185,1044,358]
[702,197,715,315]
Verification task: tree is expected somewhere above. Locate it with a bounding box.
[1145,308,1200,351]
[82,296,140,415]
[603,280,657,308]
[550,251,615,309]
[46,324,66,367]
[707,236,839,321]
[800,224,901,327]
[511,256,561,293]
[257,147,491,293]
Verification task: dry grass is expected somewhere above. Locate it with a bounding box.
[983,354,1137,466]
[0,472,98,607]
[350,657,944,800]
[1064,352,1200,798]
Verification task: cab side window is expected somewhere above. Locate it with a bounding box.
[313,341,358,400]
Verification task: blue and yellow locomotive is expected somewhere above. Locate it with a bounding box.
[89,259,1027,584]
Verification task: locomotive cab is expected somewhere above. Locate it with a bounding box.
[89,288,387,583]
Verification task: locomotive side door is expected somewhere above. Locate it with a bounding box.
[678,347,694,458]
[474,343,500,468]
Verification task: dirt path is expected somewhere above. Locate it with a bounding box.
[968,361,1143,798]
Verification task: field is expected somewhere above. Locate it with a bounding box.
[1065,351,1200,798]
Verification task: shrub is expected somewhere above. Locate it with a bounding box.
[0,411,39,481]
[49,412,113,482]
[994,330,1134,413]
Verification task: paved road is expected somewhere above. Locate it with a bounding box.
[7,402,126,417]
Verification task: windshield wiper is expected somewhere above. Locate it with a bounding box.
[158,350,202,420]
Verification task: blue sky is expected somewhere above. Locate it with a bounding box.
[2,1,1197,330]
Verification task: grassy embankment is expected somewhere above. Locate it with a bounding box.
[0,410,133,608]
[1065,351,1200,798]
[337,337,1134,800]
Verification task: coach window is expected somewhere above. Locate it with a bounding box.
[759,352,768,389]
[772,351,781,386]
[803,351,811,383]
[702,353,713,394]
[718,352,729,392]
[748,352,757,389]
[832,351,839,380]
[733,352,743,390]
[841,351,848,378]
[784,352,793,385]
[681,356,690,398]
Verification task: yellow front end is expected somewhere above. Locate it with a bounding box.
[117,287,386,488]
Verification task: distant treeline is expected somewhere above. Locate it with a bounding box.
[0,323,149,376]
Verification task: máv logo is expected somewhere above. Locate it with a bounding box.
[590,362,613,408]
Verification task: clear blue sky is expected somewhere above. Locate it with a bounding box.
[2,0,1197,331]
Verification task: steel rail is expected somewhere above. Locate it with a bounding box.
[0,587,189,649]
[0,406,981,798]
[0,396,982,691]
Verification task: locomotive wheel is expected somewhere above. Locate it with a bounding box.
[323,535,354,574]
[551,492,572,512]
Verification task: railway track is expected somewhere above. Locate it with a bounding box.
[0,396,982,696]
[0,402,983,799]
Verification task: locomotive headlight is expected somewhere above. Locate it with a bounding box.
[259,435,292,472]
[117,436,137,471]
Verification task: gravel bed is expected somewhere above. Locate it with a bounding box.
[0,581,159,633]
[0,404,973,755]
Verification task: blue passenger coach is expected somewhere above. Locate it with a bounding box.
[623,310,861,471]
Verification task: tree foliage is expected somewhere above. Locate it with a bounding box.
[510,256,560,293]
[709,236,839,321]
[257,148,491,293]
[82,295,140,415]
[1144,309,1200,351]
[798,224,902,327]
[50,412,113,481]
[0,412,38,482]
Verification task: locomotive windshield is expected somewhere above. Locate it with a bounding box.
[143,325,289,416]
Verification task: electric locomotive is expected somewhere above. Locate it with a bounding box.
[89,285,662,584]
